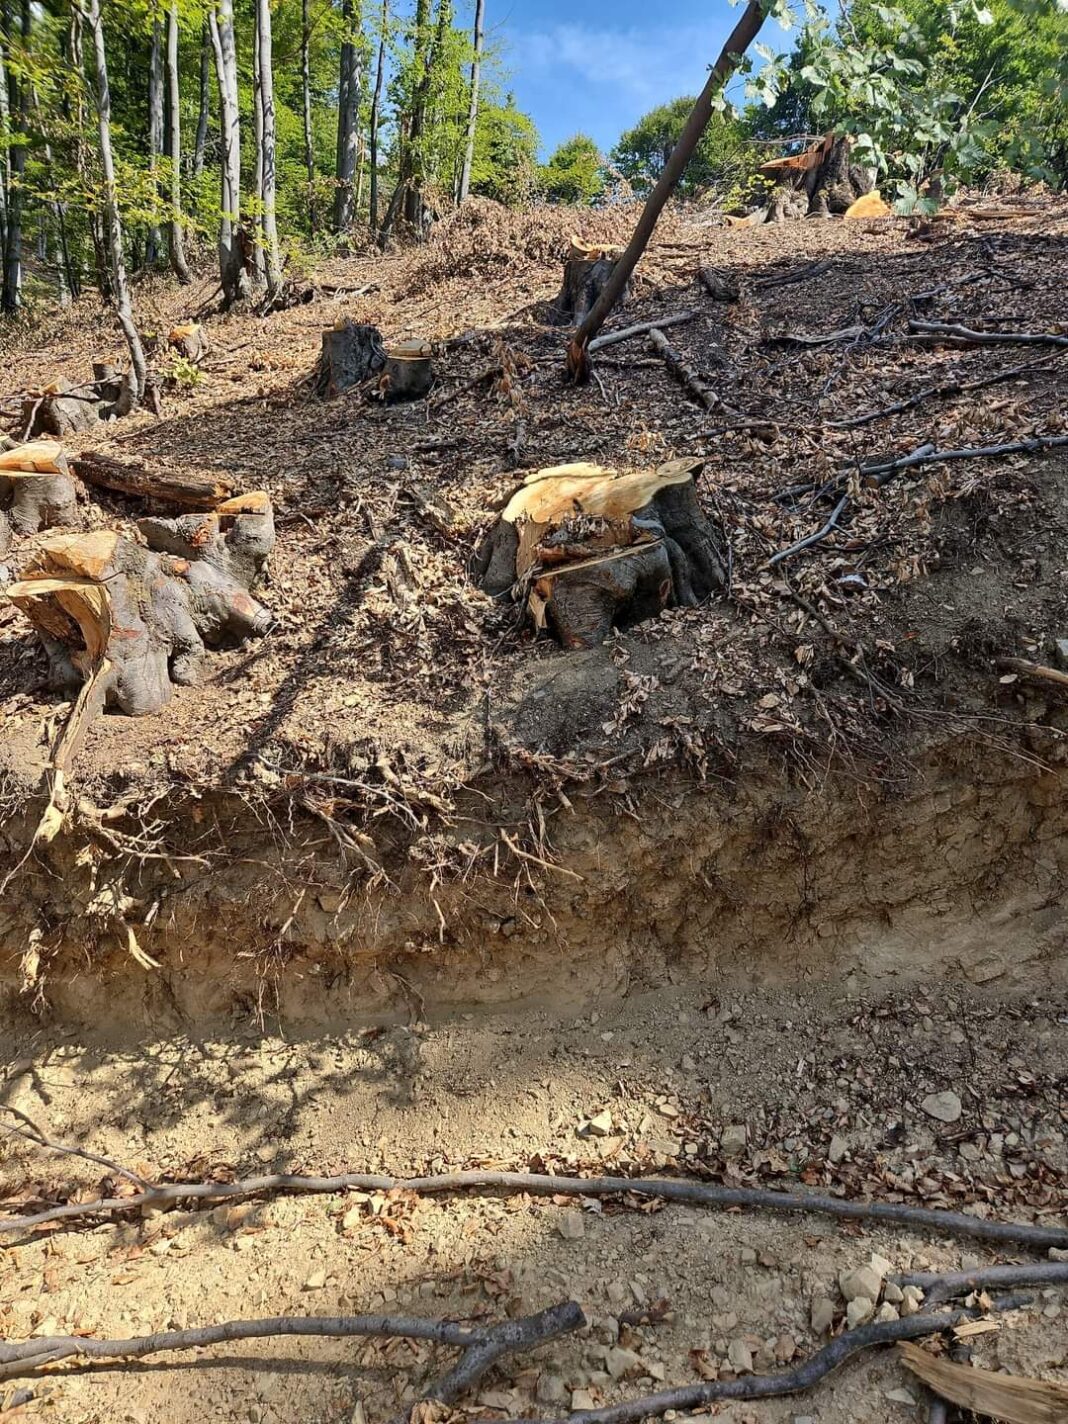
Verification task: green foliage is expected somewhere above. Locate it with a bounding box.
[611,99,763,204]
[165,353,204,388]
[539,133,604,205]
[470,93,539,205]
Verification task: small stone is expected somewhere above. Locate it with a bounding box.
[959,1253,980,1271]
[846,1297,874,1329]
[536,1373,569,1406]
[607,1281,628,1305]
[810,1297,835,1335]
[712,1312,738,1331]
[647,1362,667,1381]
[711,1286,731,1309]
[1055,638,1068,669]
[558,1210,586,1241]
[303,1270,327,1291]
[875,1302,900,1323]
[721,1125,748,1157]
[828,1134,848,1164]
[774,1333,796,1363]
[793,1418,816,1424]
[680,1055,697,1071]
[605,1347,642,1380]
[870,1253,893,1280]
[584,1111,614,1138]
[885,1387,917,1406]
[739,1247,757,1266]
[839,1265,882,1304]
[921,1090,962,1124]
[387,454,409,471]
[900,1286,925,1316]
[571,1390,597,1411]
[883,1281,904,1304]
[727,1340,753,1374]
[1048,1247,1068,1262]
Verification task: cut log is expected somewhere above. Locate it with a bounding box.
[8,495,274,716]
[168,322,209,363]
[379,340,434,402]
[475,458,726,649]
[71,450,234,509]
[648,327,722,411]
[898,1341,1068,1424]
[315,319,387,399]
[21,378,101,439]
[0,441,79,534]
[556,240,629,326]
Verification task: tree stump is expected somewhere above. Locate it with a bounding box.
[7,493,275,715]
[0,441,79,534]
[474,458,726,649]
[315,320,387,399]
[168,323,208,364]
[555,239,629,325]
[22,379,101,439]
[379,340,434,402]
[757,134,875,223]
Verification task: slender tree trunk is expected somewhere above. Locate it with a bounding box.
[458,0,483,202]
[0,30,9,259]
[251,20,265,285]
[255,0,282,300]
[30,87,76,303]
[69,8,109,299]
[207,0,249,306]
[146,12,164,266]
[402,0,431,228]
[84,0,148,399]
[193,18,210,176]
[354,132,365,212]
[165,4,190,282]
[368,0,386,233]
[333,0,360,232]
[301,0,316,231]
[1,0,28,314]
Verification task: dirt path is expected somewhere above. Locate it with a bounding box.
[2,983,1066,1423]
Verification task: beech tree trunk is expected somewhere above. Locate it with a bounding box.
[85,0,148,400]
[368,0,387,233]
[1,0,28,314]
[166,5,191,283]
[301,0,316,231]
[759,135,875,222]
[251,19,266,286]
[193,18,210,176]
[0,27,10,261]
[333,0,361,232]
[146,13,164,267]
[458,0,484,202]
[402,0,431,229]
[255,0,282,300]
[208,0,250,307]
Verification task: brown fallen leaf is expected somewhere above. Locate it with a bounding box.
[898,1341,1068,1424]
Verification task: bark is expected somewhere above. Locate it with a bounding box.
[759,135,873,223]
[315,319,385,398]
[30,86,76,302]
[165,5,191,283]
[254,0,282,300]
[72,450,231,508]
[301,0,316,231]
[251,14,266,287]
[1,0,29,315]
[555,246,627,325]
[22,378,101,439]
[146,13,164,267]
[207,0,250,307]
[401,0,431,229]
[457,0,483,202]
[193,18,210,177]
[566,0,770,379]
[367,0,386,232]
[67,9,109,300]
[0,26,10,260]
[0,441,78,534]
[84,0,148,400]
[333,0,361,232]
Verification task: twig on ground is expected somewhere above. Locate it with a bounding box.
[0,1106,153,1191]
[4,1167,1066,1251]
[768,493,850,568]
[996,657,1068,692]
[495,1296,1033,1424]
[755,258,834,291]
[648,328,722,412]
[587,311,693,354]
[894,1260,1068,1306]
[909,319,1068,348]
[862,433,1068,487]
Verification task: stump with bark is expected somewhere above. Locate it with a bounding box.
[315,320,387,399]
[168,322,209,364]
[755,134,875,223]
[380,340,434,402]
[475,459,726,649]
[22,379,102,439]
[0,441,79,535]
[555,240,629,326]
[7,493,275,716]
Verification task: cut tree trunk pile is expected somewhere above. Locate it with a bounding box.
[475,458,726,649]
[7,492,274,715]
[556,239,629,325]
[745,134,876,224]
[0,440,78,555]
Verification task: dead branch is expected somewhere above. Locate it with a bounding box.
[996,657,1068,692]
[827,354,1064,430]
[496,1296,1033,1424]
[754,258,834,291]
[72,450,234,509]
[587,311,694,354]
[909,319,1068,349]
[4,1168,1066,1251]
[894,1261,1068,1306]
[647,328,721,412]
[0,1301,585,1385]
[768,493,850,568]
[0,1106,153,1191]
[862,433,1068,486]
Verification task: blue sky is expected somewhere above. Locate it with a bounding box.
[478,0,795,158]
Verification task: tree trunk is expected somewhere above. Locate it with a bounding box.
[1,0,29,315]
[301,0,316,231]
[207,0,250,307]
[30,85,76,302]
[73,450,233,508]
[251,18,266,286]
[193,17,210,177]
[166,5,191,283]
[146,12,164,267]
[333,0,360,232]
[68,7,109,301]
[758,134,875,222]
[368,0,386,233]
[255,0,282,301]
[84,0,148,399]
[566,0,770,381]
[0,28,10,260]
[401,0,431,228]
[458,0,483,202]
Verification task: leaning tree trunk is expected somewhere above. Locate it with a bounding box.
[333,0,360,232]
[84,0,148,400]
[301,0,316,232]
[165,4,191,283]
[457,0,483,202]
[1,0,28,315]
[367,0,386,232]
[193,17,210,176]
[146,12,164,267]
[255,0,282,301]
[207,0,250,307]
[566,0,771,381]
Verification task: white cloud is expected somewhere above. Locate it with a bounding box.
[519,22,727,110]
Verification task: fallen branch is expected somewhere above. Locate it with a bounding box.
[497,1296,1033,1424]
[647,327,721,412]
[0,1300,585,1387]
[587,311,693,354]
[4,1167,1067,1251]
[827,354,1064,430]
[698,267,739,302]
[909,319,1068,349]
[996,657,1068,692]
[768,493,850,568]
[862,433,1068,486]
[894,1260,1068,1306]
[72,450,234,509]
[0,1106,152,1191]
[754,258,834,291]
[764,325,869,348]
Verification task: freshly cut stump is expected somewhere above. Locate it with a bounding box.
[8,493,275,715]
[475,459,727,649]
[168,322,209,363]
[380,340,434,402]
[0,441,79,535]
[21,379,101,439]
[316,320,387,399]
[757,133,875,222]
[555,239,629,325]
